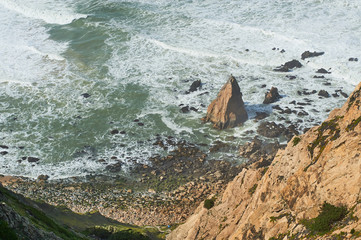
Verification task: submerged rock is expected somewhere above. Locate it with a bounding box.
[316,68,331,74]
[188,80,202,92]
[202,76,248,129]
[263,87,281,104]
[318,90,330,98]
[301,50,324,60]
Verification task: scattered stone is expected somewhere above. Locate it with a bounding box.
[332,93,339,98]
[260,84,267,88]
[190,107,198,112]
[301,51,324,60]
[37,175,49,181]
[323,82,331,86]
[138,122,144,126]
[105,162,123,173]
[349,58,358,62]
[81,93,91,98]
[133,119,140,122]
[316,68,331,74]
[189,80,202,93]
[27,157,40,163]
[0,151,8,155]
[272,105,283,111]
[280,49,285,53]
[274,60,302,72]
[318,90,330,98]
[0,145,9,149]
[313,75,325,79]
[181,106,190,113]
[286,75,296,80]
[257,121,285,138]
[202,75,248,129]
[110,129,119,135]
[297,111,309,116]
[263,87,281,104]
[120,131,126,134]
[254,112,269,121]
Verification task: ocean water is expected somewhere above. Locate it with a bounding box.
[0,0,360,179]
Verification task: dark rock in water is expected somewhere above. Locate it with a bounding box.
[0,151,8,155]
[37,175,49,181]
[105,162,123,173]
[181,106,190,113]
[301,51,324,60]
[349,57,358,62]
[261,84,267,88]
[255,112,269,121]
[133,119,140,122]
[283,124,299,141]
[202,75,248,129]
[316,68,331,74]
[263,87,281,104]
[272,105,283,111]
[0,145,9,149]
[138,122,144,126]
[110,129,119,135]
[313,75,325,79]
[297,110,309,116]
[81,93,91,98]
[272,47,276,50]
[286,75,296,80]
[290,100,296,104]
[274,60,302,72]
[257,121,286,138]
[332,93,339,98]
[339,91,348,98]
[28,157,40,163]
[318,90,330,98]
[280,49,285,53]
[189,80,202,92]
[209,141,231,153]
[190,107,198,112]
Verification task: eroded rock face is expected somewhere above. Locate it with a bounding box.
[168,82,361,240]
[202,76,248,129]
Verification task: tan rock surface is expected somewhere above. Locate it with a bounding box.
[168,82,361,240]
[202,76,248,129]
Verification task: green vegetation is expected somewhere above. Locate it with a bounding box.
[85,227,151,240]
[305,116,342,171]
[292,136,301,146]
[204,198,215,210]
[248,184,258,196]
[347,87,361,111]
[0,220,18,240]
[346,116,361,132]
[270,214,288,223]
[300,202,347,234]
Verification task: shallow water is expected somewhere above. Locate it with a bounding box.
[0,0,360,178]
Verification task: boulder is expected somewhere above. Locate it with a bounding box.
[316,68,331,74]
[301,51,324,60]
[263,87,281,104]
[202,76,248,129]
[274,60,302,72]
[189,80,202,92]
[318,90,330,98]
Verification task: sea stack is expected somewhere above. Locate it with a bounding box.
[202,76,248,129]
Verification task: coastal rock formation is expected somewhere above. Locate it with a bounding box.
[263,87,281,104]
[301,51,324,60]
[168,82,361,240]
[202,76,248,129]
[274,60,302,72]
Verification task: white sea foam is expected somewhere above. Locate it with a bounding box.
[0,0,87,24]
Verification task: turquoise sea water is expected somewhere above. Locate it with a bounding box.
[0,0,360,178]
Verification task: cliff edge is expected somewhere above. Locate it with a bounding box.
[168,82,361,240]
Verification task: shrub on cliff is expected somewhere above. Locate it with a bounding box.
[301,202,347,234]
[204,199,215,210]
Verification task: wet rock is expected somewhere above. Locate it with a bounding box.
[37,175,49,181]
[189,80,202,92]
[0,145,9,149]
[27,157,40,163]
[138,122,144,126]
[297,110,309,116]
[349,57,358,62]
[181,106,190,113]
[209,141,231,153]
[313,75,325,79]
[190,107,198,112]
[272,105,283,111]
[254,112,269,121]
[0,151,8,155]
[274,60,302,72]
[263,87,281,104]
[105,162,123,173]
[332,93,339,98]
[318,90,330,98]
[301,51,324,60]
[260,84,267,88]
[316,68,331,74]
[110,129,119,135]
[81,93,91,98]
[286,75,296,80]
[257,121,285,138]
[202,75,248,129]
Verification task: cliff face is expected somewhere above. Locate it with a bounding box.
[168,82,361,240]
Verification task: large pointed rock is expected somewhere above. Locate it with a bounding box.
[202,76,248,129]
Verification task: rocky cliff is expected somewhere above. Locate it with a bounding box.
[168,82,361,240]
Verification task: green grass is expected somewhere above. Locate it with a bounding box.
[292,136,301,146]
[248,184,258,196]
[204,198,215,210]
[0,220,18,240]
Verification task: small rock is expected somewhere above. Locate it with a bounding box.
[316,68,331,74]
[138,122,144,126]
[349,57,358,62]
[0,151,8,155]
[0,145,9,149]
[301,51,324,60]
[81,93,91,98]
[318,90,330,98]
[255,112,269,121]
[263,87,281,104]
[257,121,285,138]
[286,75,296,80]
[274,60,302,72]
[181,106,190,113]
[37,174,49,181]
[189,80,202,92]
[28,157,40,163]
[313,75,325,79]
[110,129,119,135]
